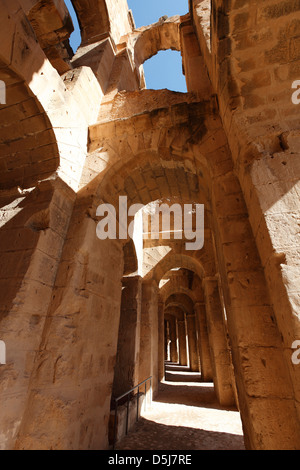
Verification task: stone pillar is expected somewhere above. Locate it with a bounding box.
[168,315,178,363]
[203,278,235,406]
[164,320,169,361]
[139,281,159,397]
[177,319,188,366]
[157,301,165,382]
[0,180,76,450]
[212,165,300,448]
[112,275,142,399]
[194,302,214,382]
[14,213,124,450]
[186,314,200,372]
[180,20,212,96]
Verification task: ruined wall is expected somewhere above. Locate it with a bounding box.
[192,0,300,449]
[15,201,124,450]
[0,180,75,449]
[0,0,124,450]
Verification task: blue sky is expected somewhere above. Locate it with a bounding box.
[127,0,189,28]
[142,50,187,92]
[65,0,188,92]
[65,0,81,51]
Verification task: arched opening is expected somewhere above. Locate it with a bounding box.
[143,50,187,93]
[77,96,264,449]
[70,0,110,45]
[65,0,82,53]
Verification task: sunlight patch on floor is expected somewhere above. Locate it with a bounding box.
[142,399,244,436]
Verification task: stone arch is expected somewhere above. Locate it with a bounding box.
[87,93,225,204]
[71,0,110,45]
[165,292,195,316]
[164,291,200,372]
[147,253,207,284]
[128,17,181,71]
[71,0,133,46]
[84,146,214,276]
[160,283,200,304]
[0,64,59,189]
[159,267,203,293]
[26,0,74,74]
[86,146,214,283]
[86,145,213,220]
[164,307,185,321]
[0,5,103,192]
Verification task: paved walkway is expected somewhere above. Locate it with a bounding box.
[116,364,245,451]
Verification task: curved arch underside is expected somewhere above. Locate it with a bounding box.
[71,0,110,45]
[0,65,59,190]
[147,252,212,284]
[166,292,195,315]
[131,17,181,69]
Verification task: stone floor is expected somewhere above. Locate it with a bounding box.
[116,364,245,451]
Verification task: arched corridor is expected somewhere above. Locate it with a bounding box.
[112,260,242,450]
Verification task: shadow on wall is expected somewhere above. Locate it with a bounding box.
[0,185,56,323]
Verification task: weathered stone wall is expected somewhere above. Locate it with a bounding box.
[0,180,75,449]
[191,0,300,449]
[112,275,142,399]
[14,198,124,450]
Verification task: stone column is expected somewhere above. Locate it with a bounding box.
[180,20,212,96]
[164,320,169,361]
[212,165,300,448]
[139,281,159,397]
[0,180,76,450]
[168,315,178,363]
[177,319,188,366]
[194,302,213,382]
[203,278,235,406]
[157,301,165,382]
[14,214,124,450]
[112,275,142,399]
[186,314,200,372]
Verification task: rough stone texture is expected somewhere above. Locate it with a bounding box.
[203,278,236,407]
[195,302,214,381]
[26,0,74,74]
[112,275,142,399]
[0,0,299,452]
